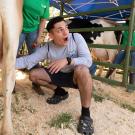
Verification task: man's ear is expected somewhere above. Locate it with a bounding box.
[48,33,53,40]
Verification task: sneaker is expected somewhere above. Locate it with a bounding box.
[46,91,69,104]
[77,116,94,135]
[32,82,44,95]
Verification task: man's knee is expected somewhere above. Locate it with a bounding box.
[74,65,90,79]
[29,69,37,82]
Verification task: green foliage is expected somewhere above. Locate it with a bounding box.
[49,112,73,128]
[121,103,135,112]
[92,91,105,102]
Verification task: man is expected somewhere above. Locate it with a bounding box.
[16,16,94,134]
[17,0,50,56]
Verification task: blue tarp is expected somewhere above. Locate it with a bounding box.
[50,0,133,21]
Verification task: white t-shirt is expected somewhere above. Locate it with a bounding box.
[16,33,92,73]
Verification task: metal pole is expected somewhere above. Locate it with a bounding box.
[60,0,64,16]
[122,0,135,88]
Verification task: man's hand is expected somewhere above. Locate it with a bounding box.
[47,58,68,74]
[32,38,41,48]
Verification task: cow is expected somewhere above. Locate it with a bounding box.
[68,18,119,76]
[0,0,23,135]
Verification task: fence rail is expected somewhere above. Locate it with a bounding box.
[60,0,135,91]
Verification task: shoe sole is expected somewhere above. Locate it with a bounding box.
[78,130,94,135]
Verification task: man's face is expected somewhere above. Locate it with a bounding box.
[49,21,69,46]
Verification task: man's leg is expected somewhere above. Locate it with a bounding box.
[30,64,46,95]
[129,51,135,84]
[31,82,45,95]
[26,30,38,55]
[73,65,94,135]
[29,68,69,103]
[105,50,125,78]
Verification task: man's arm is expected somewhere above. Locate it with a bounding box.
[32,0,50,48]
[72,33,93,67]
[32,19,47,48]
[16,45,48,70]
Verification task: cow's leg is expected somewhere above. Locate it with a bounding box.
[1,24,20,135]
[1,25,18,135]
[1,3,22,135]
[0,16,2,94]
[0,17,2,69]
[96,66,104,76]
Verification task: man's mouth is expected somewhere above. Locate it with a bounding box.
[64,37,68,41]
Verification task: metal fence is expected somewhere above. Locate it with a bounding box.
[59,0,135,91]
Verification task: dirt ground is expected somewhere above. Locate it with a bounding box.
[0,70,135,135]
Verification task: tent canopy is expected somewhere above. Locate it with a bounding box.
[50,0,133,21]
